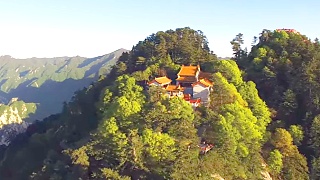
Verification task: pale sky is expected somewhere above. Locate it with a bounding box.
[0,0,319,58]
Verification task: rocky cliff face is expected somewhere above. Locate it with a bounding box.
[261,162,273,180]
[0,98,36,145]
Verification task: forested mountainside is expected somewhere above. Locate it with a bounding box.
[0,27,317,180]
[0,48,126,122]
[231,29,320,179]
[0,49,127,147]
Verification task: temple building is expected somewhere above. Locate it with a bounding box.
[147,76,172,87]
[165,85,185,98]
[176,65,201,87]
[276,28,299,34]
[148,65,213,107]
[192,78,213,104]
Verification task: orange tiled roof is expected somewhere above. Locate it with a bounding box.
[148,76,172,85]
[177,65,200,76]
[154,76,172,84]
[202,79,213,86]
[192,79,213,87]
[176,76,197,82]
[276,29,299,34]
[165,85,185,92]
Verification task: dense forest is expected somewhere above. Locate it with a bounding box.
[0,27,318,179]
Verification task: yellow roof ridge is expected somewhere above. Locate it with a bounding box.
[192,79,213,87]
[177,64,200,76]
[154,76,172,84]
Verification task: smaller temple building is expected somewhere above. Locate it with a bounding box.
[147,76,172,87]
[165,85,185,98]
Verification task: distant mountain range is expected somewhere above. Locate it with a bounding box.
[0,48,128,126]
[218,56,232,60]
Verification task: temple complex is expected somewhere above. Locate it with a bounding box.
[148,65,213,108]
[276,28,299,34]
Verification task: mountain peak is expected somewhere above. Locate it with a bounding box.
[109,48,129,57]
[114,48,129,54]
